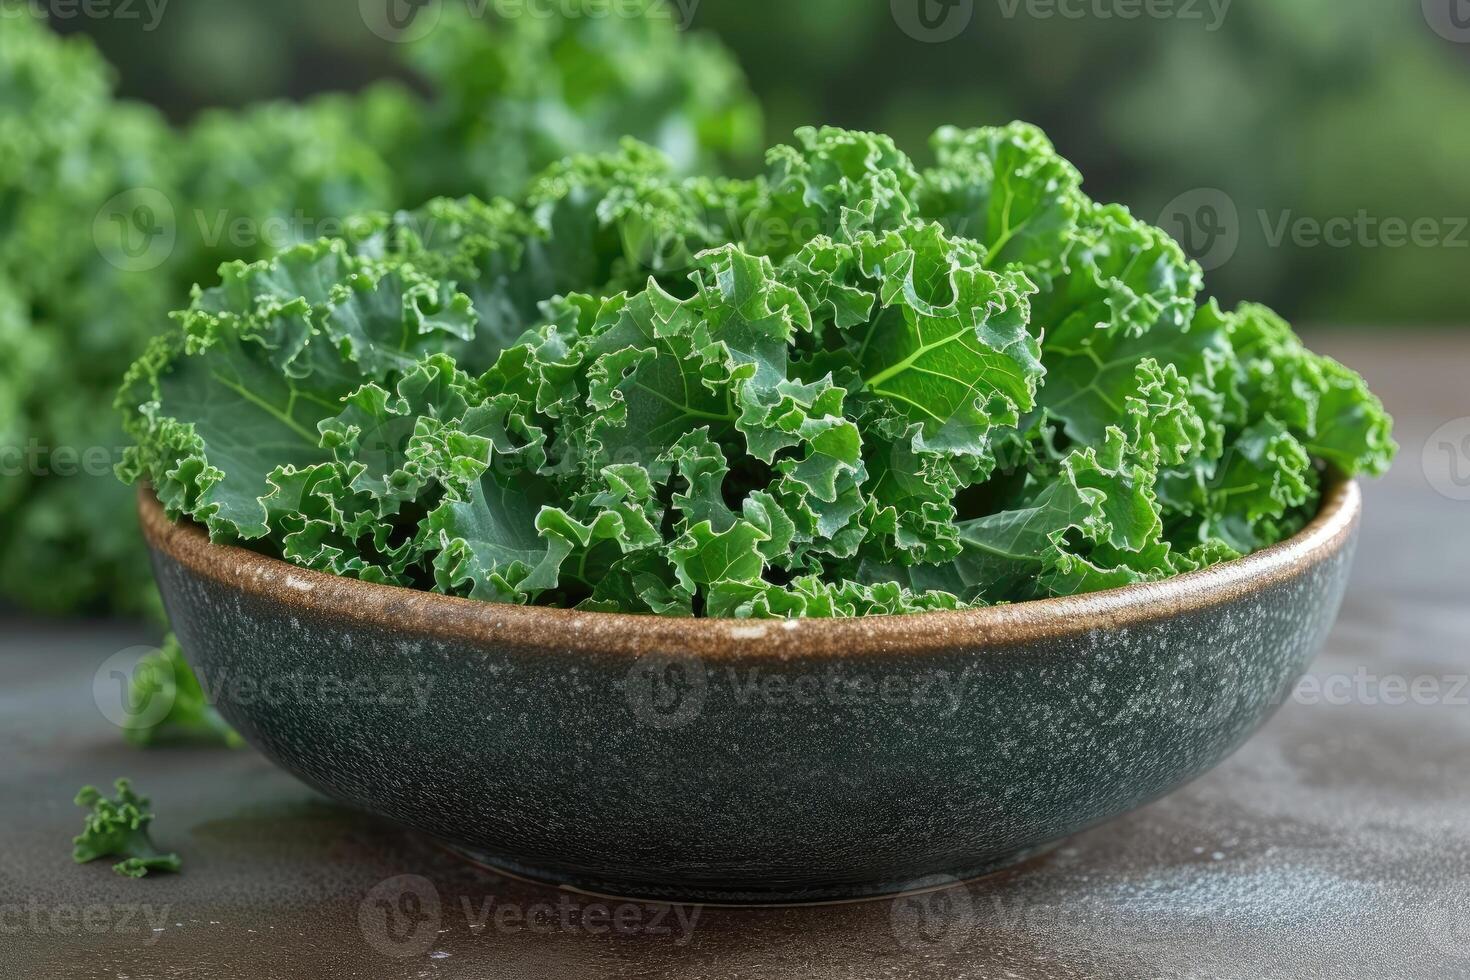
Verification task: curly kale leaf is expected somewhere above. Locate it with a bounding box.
[119,126,1397,618]
[72,779,181,878]
[920,121,1084,277]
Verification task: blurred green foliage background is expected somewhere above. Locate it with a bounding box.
[61,0,1470,326]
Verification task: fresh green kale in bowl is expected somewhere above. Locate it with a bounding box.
[118,125,1395,618]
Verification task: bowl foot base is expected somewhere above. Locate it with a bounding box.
[434,841,1062,907]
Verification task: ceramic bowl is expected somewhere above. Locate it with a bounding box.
[140,476,1361,905]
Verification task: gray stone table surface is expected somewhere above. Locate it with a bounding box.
[1,331,1468,979]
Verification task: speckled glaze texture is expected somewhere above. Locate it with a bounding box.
[140,479,1361,905]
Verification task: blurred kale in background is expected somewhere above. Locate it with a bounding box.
[0,0,757,616]
[66,0,1469,325]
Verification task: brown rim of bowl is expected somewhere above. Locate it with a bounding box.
[139,475,1360,661]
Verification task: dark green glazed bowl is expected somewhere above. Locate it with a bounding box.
[141,477,1361,905]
